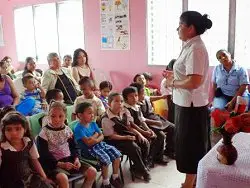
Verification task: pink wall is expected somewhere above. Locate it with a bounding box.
[0,0,165,92]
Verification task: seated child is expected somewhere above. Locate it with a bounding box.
[160,59,176,123]
[0,112,53,188]
[131,82,176,159]
[40,89,65,127]
[143,72,159,95]
[73,77,105,123]
[45,89,64,104]
[99,81,113,109]
[133,73,152,96]
[122,86,169,167]
[101,92,151,182]
[18,75,46,116]
[74,102,123,188]
[0,105,16,138]
[37,101,97,188]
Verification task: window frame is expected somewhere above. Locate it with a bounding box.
[14,0,85,63]
[146,0,239,66]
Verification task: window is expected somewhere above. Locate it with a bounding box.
[147,0,229,66]
[147,0,182,66]
[189,0,229,66]
[14,0,84,63]
[235,0,250,68]
[14,6,36,62]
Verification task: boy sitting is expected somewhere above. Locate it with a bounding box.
[101,92,151,182]
[131,83,176,159]
[122,86,169,168]
[18,75,46,116]
[73,76,105,123]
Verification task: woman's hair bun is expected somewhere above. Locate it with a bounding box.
[202,14,213,29]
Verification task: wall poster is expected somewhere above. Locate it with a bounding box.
[100,0,130,50]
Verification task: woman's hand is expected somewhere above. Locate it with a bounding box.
[225,101,234,112]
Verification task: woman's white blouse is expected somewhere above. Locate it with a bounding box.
[173,35,209,107]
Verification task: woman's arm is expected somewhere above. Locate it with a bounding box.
[150,95,167,102]
[7,76,19,105]
[41,71,53,92]
[71,67,80,84]
[172,74,203,90]
[230,84,248,104]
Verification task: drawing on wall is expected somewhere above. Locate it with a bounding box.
[100,0,130,50]
[0,16,4,47]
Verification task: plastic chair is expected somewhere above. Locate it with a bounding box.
[66,105,74,124]
[29,112,45,137]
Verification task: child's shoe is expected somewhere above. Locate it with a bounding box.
[101,184,112,188]
[110,177,123,188]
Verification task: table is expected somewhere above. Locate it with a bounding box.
[197,133,250,188]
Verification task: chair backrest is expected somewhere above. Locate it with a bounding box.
[66,105,74,124]
[68,120,78,131]
[29,112,46,137]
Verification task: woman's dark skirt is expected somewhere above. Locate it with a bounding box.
[175,103,209,174]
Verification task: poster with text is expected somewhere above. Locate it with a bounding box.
[100,0,130,50]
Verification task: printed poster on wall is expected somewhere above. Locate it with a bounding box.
[100,0,130,50]
[0,16,4,47]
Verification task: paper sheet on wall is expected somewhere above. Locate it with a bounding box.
[100,0,130,50]
[0,16,4,47]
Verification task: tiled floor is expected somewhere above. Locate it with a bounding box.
[76,159,185,188]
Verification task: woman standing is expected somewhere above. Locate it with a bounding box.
[165,11,212,188]
[71,48,96,85]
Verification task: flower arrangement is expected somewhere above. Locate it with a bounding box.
[211,96,250,165]
[211,109,250,134]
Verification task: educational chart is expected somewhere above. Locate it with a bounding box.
[0,16,4,47]
[100,0,130,50]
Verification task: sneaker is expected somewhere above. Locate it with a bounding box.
[101,184,112,188]
[110,177,123,188]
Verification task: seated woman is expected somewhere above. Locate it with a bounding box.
[211,49,249,111]
[41,53,79,105]
[22,57,42,82]
[71,48,96,87]
[1,56,16,80]
[0,60,19,108]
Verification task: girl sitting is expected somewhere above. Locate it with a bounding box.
[0,111,53,188]
[37,101,97,188]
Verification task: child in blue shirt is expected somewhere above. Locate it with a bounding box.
[74,102,123,188]
[18,75,46,115]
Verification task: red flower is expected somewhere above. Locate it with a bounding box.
[231,116,243,128]
[241,126,250,133]
[224,119,240,134]
[211,109,230,128]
